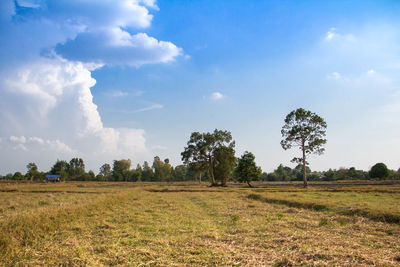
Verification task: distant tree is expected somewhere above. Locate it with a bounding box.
[152,157,173,182]
[88,170,95,180]
[129,169,141,182]
[13,172,24,180]
[112,159,131,181]
[182,129,235,186]
[235,151,262,187]
[260,172,268,181]
[135,164,143,182]
[188,161,208,183]
[213,145,236,186]
[173,165,188,181]
[99,163,112,181]
[142,161,153,181]
[281,108,327,187]
[50,160,69,181]
[163,159,173,182]
[369,163,389,179]
[26,162,39,182]
[96,174,105,181]
[68,158,85,180]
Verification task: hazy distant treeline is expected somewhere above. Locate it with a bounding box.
[1,157,399,182]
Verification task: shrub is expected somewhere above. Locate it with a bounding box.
[369,163,389,179]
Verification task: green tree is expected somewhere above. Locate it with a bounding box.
[129,169,142,182]
[213,145,236,186]
[99,163,112,181]
[112,159,131,181]
[188,161,208,183]
[142,161,153,181]
[68,158,85,180]
[152,156,164,181]
[88,170,96,181]
[369,163,389,179]
[135,164,143,182]
[181,129,235,186]
[26,162,39,182]
[235,151,262,187]
[50,160,69,181]
[13,172,24,180]
[173,165,188,181]
[163,159,173,182]
[281,108,327,187]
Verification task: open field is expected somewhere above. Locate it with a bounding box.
[1,181,400,265]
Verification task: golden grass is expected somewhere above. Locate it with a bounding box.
[0,181,400,265]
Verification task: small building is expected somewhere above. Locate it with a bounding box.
[45,174,61,182]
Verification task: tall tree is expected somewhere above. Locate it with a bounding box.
[112,159,131,181]
[281,108,327,187]
[182,129,235,186]
[26,162,38,182]
[142,161,153,181]
[50,160,69,181]
[68,158,85,180]
[235,151,262,187]
[213,145,236,186]
[99,163,112,181]
[135,164,143,182]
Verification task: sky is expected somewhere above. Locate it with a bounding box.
[1,0,400,174]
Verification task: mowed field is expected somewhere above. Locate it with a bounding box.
[1,181,400,266]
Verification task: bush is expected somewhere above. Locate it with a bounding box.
[369,163,389,179]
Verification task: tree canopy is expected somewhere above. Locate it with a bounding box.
[181,129,235,186]
[369,163,389,179]
[235,151,262,187]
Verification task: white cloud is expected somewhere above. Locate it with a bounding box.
[107,90,129,97]
[0,57,151,172]
[10,136,26,143]
[210,92,225,100]
[130,103,164,113]
[0,1,178,173]
[323,27,355,43]
[327,72,341,79]
[56,32,182,66]
[324,27,338,41]
[5,135,74,153]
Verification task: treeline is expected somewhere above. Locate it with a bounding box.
[262,164,400,181]
[1,158,399,182]
[0,157,211,182]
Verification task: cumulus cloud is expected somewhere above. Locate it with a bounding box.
[0,0,178,173]
[56,32,182,66]
[6,135,74,153]
[210,92,225,100]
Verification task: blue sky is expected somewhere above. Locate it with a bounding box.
[0,0,400,174]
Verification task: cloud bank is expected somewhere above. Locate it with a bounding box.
[0,0,181,173]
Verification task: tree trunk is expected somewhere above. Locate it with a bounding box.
[208,156,216,186]
[247,181,253,188]
[302,140,307,188]
[199,172,202,184]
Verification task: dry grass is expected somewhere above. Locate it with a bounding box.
[1,181,400,265]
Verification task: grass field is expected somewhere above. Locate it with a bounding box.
[1,181,400,266]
